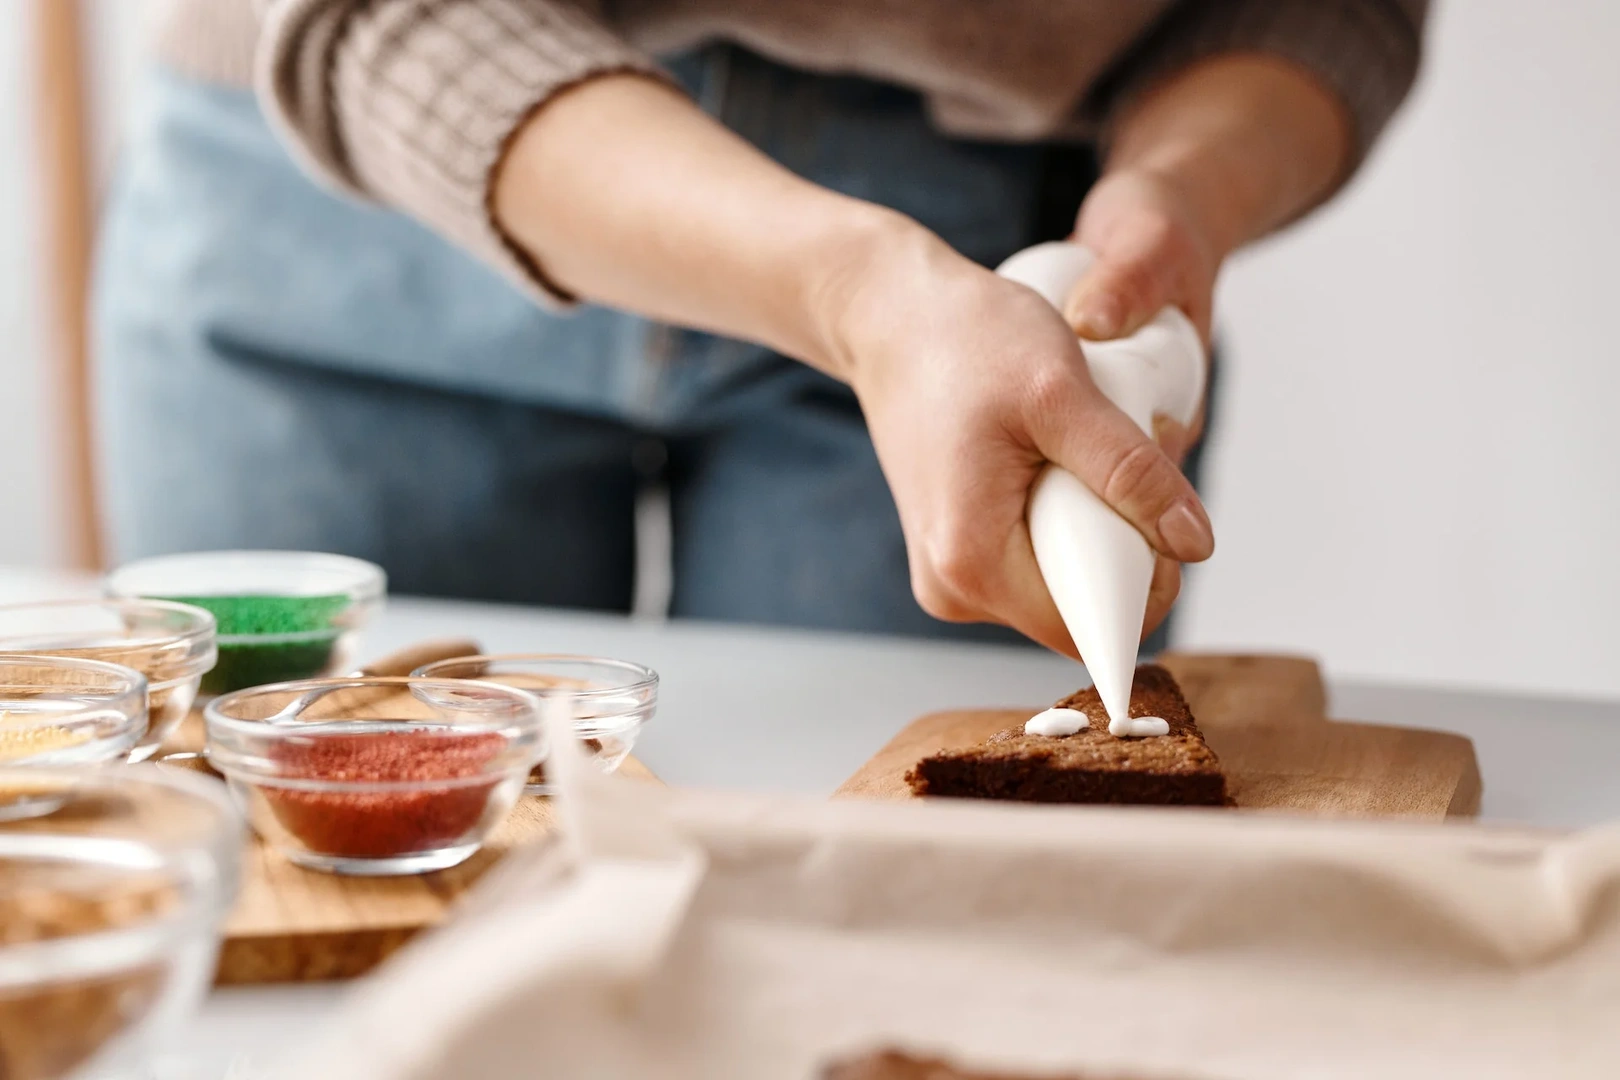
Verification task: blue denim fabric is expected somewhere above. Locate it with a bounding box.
[93,46,1201,650]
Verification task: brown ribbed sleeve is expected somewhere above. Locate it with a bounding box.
[1091,0,1428,170]
[256,0,665,304]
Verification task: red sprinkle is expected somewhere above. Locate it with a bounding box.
[264,729,507,858]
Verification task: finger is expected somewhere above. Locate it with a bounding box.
[1062,233,1174,341]
[906,484,1082,660]
[1025,368,1215,564]
[942,516,1181,661]
[1152,414,1193,468]
[987,540,1181,660]
[1141,556,1182,642]
[992,517,1083,660]
[923,493,1185,660]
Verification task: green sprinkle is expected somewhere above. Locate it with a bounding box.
[161,594,350,637]
[202,636,340,695]
[160,594,352,694]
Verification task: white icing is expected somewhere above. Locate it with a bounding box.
[1109,715,1170,738]
[1024,707,1089,737]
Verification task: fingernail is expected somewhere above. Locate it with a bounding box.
[1073,297,1121,340]
[1157,500,1214,561]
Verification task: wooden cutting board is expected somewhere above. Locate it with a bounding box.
[159,710,655,984]
[836,652,1482,820]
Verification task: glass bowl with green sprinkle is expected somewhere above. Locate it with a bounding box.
[106,552,386,697]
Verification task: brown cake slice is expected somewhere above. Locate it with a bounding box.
[823,1049,1173,1079]
[904,664,1225,806]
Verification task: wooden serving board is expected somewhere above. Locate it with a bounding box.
[159,710,655,984]
[837,652,1482,820]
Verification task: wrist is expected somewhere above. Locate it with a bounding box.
[1106,55,1352,254]
[1126,154,1249,264]
[490,72,941,373]
[799,207,959,385]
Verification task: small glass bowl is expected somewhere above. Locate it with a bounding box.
[0,656,149,781]
[0,765,240,1080]
[206,676,545,876]
[413,654,657,795]
[0,600,214,762]
[106,550,386,697]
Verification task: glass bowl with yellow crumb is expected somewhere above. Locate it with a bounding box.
[0,657,149,779]
[0,600,215,762]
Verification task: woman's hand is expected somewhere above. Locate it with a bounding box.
[1057,55,1357,469]
[493,59,1352,655]
[820,226,1213,656]
[827,56,1356,652]
[1064,58,1353,343]
[495,75,1211,653]
[1061,166,1222,467]
[1065,167,1221,348]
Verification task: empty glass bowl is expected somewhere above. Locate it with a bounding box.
[0,765,240,1080]
[107,550,385,696]
[0,599,215,762]
[206,676,545,875]
[413,654,658,795]
[0,656,149,780]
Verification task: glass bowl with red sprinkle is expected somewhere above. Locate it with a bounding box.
[412,655,657,796]
[204,676,546,875]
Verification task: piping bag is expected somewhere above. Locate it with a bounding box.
[996,242,1206,736]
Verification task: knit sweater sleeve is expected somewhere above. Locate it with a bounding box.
[255,0,665,305]
[1089,0,1428,174]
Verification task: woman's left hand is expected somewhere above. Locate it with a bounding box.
[1059,55,1357,468]
[1064,166,1222,348]
[1062,165,1224,466]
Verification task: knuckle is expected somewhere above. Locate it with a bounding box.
[1105,258,1161,309]
[1136,214,1180,255]
[1101,439,1177,509]
[923,529,992,611]
[1023,365,1080,425]
[912,571,970,622]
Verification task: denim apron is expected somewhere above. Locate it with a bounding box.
[94,45,1208,651]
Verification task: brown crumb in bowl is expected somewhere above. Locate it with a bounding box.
[0,871,173,1080]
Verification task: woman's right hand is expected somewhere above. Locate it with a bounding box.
[493,76,1211,655]
[816,223,1214,657]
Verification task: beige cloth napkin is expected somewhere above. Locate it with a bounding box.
[280,702,1620,1079]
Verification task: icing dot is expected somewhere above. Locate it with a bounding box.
[1024,707,1089,737]
[1109,715,1170,738]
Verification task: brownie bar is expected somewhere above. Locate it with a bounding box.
[823,1049,1168,1079]
[904,665,1225,805]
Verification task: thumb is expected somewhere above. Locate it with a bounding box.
[1063,250,1168,342]
[1028,370,1215,564]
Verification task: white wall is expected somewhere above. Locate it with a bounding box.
[0,4,60,567]
[0,0,145,568]
[0,1,1616,698]
[1181,0,1620,698]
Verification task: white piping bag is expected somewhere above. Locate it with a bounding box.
[996,243,1205,736]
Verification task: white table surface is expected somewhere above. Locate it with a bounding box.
[3,576,1611,1077]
